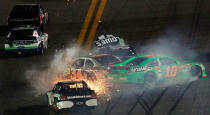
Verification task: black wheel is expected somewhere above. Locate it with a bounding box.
[144,72,157,88]
[190,66,202,78]
[37,47,44,55]
[37,43,44,55]
[40,25,45,32]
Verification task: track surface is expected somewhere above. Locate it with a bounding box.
[1,0,210,115]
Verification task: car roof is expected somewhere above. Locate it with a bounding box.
[74,54,114,60]
[116,55,175,65]
[15,4,40,6]
[89,53,113,58]
[57,80,85,85]
[136,55,173,60]
[12,26,37,30]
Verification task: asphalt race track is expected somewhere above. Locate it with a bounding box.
[1,0,210,115]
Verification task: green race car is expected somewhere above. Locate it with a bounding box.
[107,56,207,86]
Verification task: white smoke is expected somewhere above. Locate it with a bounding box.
[25,45,81,96]
[138,29,198,61]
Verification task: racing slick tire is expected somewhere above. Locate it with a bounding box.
[144,72,157,88]
[190,66,202,79]
[37,43,44,55]
[40,24,46,32]
[39,47,44,55]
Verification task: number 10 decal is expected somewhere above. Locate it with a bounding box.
[165,65,178,77]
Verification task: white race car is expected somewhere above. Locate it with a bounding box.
[5,26,48,54]
[47,80,97,111]
[63,54,122,80]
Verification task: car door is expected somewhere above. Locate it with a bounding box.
[127,58,148,83]
[158,57,180,80]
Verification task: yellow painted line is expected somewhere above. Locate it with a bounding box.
[77,0,98,47]
[85,0,107,50]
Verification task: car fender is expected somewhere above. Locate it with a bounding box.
[144,71,157,81]
[46,92,54,106]
[181,62,207,77]
[41,33,48,48]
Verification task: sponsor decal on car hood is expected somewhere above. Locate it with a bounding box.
[95,35,125,47]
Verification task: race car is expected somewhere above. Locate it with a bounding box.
[8,4,48,31]
[64,54,122,80]
[107,55,207,87]
[47,80,97,111]
[91,34,136,59]
[72,54,122,68]
[5,26,48,54]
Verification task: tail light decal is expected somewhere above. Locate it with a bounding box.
[61,94,67,100]
[126,69,131,74]
[91,92,97,98]
[39,15,42,25]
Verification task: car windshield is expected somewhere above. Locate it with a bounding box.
[93,55,120,65]
[13,29,34,36]
[10,5,39,18]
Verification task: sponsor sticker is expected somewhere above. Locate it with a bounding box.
[108,77,114,80]
[14,41,32,45]
[67,95,92,99]
[95,35,119,47]
[120,77,127,80]
[76,102,83,105]
[179,64,190,72]
[17,46,24,49]
[132,66,147,72]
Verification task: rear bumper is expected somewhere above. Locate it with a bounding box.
[5,46,42,53]
[202,74,207,78]
[53,98,97,110]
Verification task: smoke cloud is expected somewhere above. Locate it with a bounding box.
[25,45,81,96]
[138,29,198,61]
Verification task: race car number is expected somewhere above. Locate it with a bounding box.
[69,83,83,88]
[70,69,83,80]
[165,65,178,77]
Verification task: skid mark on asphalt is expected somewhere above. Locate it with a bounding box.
[104,93,123,115]
[167,82,193,115]
[127,91,146,115]
[127,88,168,115]
[145,88,168,115]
